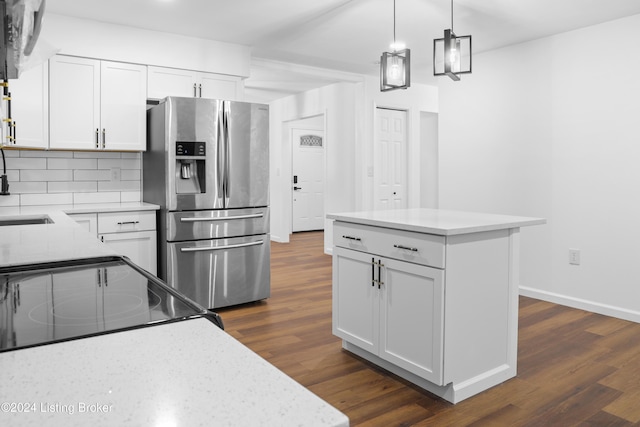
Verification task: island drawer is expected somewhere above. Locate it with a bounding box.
[98,211,156,234]
[334,221,445,268]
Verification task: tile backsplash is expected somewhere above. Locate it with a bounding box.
[0,150,142,207]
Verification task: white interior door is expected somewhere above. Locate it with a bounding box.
[374,108,408,210]
[292,127,325,232]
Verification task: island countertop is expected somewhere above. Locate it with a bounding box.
[0,317,349,427]
[327,208,545,236]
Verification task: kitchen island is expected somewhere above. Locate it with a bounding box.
[328,208,545,404]
[0,207,349,427]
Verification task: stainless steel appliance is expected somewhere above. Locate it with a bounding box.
[143,97,270,309]
[0,256,224,353]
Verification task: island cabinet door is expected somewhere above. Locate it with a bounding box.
[332,247,380,354]
[379,258,445,386]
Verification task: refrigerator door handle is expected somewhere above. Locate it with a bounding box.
[180,213,264,222]
[223,100,231,205]
[180,240,264,252]
[216,100,225,205]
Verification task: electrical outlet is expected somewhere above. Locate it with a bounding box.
[110,167,121,182]
[569,249,581,265]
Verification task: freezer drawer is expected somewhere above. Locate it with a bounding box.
[166,235,270,309]
[166,208,269,242]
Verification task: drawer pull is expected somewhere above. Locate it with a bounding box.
[117,221,140,226]
[342,235,361,241]
[394,244,418,252]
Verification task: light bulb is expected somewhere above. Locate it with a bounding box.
[449,45,460,73]
[390,63,401,79]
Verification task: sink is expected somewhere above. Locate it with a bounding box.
[0,215,53,226]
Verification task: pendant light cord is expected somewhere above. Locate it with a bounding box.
[451,0,454,32]
[393,0,396,45]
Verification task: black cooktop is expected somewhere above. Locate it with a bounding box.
[0,256,223,353]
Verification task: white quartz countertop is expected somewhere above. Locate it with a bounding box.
[0,203,159,268]
[0,317,349,427]
[0,201,159,216]
[327,208,546,236]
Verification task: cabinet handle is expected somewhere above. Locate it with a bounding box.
[117,220,140,226]
[371,257,376,287]
[102,129,106,149]
[193,83,197,97]
[394,244,418,252]
[95,128,99,148]
[11,120,16,145]
[100,235,104,242]
[199,83,202,97]
[342,235,361,241]
[371,258,384,288]
[97,269,101,287]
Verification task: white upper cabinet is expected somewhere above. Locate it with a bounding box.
[49,56,100,150]
[49,56,147,151]
[6,61,49,149]
[198,73,242,100]
[147,67,197,99]
[148,66,242,101]
[100,61,147,151]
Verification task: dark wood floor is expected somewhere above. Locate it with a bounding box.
[217,231,640,426]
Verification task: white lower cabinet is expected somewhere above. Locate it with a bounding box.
[380,257,444,383]
[68,213,98,235]
[99,231,157,276]
[333,247,444,385]
[332,220,520,404]
[68,210,157,275]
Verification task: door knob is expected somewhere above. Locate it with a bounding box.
[293,186,302,190]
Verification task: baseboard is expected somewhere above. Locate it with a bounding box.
[520,286,640,323]
[270,234,288,243]
[342,341,515,404]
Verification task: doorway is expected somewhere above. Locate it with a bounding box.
[374,107,408,210]
[290,116,325,232]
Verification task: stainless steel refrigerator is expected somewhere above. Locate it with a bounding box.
[143,97,270,309]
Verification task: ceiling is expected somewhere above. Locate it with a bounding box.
[45,0,640,100]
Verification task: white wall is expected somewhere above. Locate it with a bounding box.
[269,77,440,252]
[360,76,439,211]
[438,14,640,321]
[269,82,358,252]
[40,14,251,77]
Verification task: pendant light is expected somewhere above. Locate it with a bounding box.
[433,0,472,81]
[380,0,410,92]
